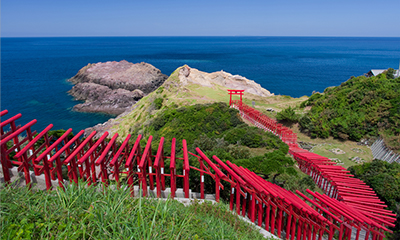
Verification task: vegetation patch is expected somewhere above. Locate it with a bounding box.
[276,106,300,123]
[153,97,163,110]
[140,102,249,147]
[298,70,400,152]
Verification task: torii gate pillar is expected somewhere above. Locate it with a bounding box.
[227,89,245,105]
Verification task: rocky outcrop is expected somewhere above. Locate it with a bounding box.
[69,83,143,115]
[68,61,167,115]
[178,65,273,97]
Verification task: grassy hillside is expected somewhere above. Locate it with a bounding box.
[298,69,400,152]
[108,66,307,141]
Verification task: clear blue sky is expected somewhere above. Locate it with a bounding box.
[2,0,399,37]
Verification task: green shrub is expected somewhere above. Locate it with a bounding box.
[144,102,306,204]
[300,92,323,108]
[228,145,250,159]
[233,149,295,180]
[386,68,396,79]
[264,136,288,154]
[299,73,400,142]
[276,106,299,122]
[156,86,164,94]
[154,97,163,110]
[224,125,267,148]
[274,174,316,194]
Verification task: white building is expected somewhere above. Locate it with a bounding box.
[366,67,400,78]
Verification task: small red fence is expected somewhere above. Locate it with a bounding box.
[0,93,396,240]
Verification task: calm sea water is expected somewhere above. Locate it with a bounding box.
[1,37,400,133]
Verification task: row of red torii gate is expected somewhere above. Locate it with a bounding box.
[0,90,396,240]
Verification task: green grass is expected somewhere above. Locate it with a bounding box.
[310,143,372,168]
[0,182,270,240]
[289,124,373,169]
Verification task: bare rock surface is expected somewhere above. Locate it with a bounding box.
[68,61,167,115]
[178,65,274,97]
[70,83,140,115]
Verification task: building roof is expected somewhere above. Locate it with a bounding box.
[369,69,386,76]
[368,69,400,77]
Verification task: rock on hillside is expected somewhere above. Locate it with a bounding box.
[68,61,168,115]
[178,65,273,97]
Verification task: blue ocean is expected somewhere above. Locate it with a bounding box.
[1,37,400,133]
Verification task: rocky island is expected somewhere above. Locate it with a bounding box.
[68,61,168,115]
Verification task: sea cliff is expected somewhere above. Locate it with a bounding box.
[68,61,168,115]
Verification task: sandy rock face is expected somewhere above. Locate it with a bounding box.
[68,61,167,115]
[178,66,273,97]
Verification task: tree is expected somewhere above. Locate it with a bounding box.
[276,106,299,123]
[233,149,296,181]
[386,68,395,79]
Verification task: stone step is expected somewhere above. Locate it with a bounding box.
[0,166,59,190]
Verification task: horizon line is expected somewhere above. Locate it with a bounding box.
[2,35,400,38]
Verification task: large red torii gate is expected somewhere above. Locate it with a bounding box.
[227,89,244,105]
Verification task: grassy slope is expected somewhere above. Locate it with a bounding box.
[298,72,400,152]
[111,66,308,140]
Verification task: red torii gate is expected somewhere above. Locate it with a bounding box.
[227,89,244,105]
